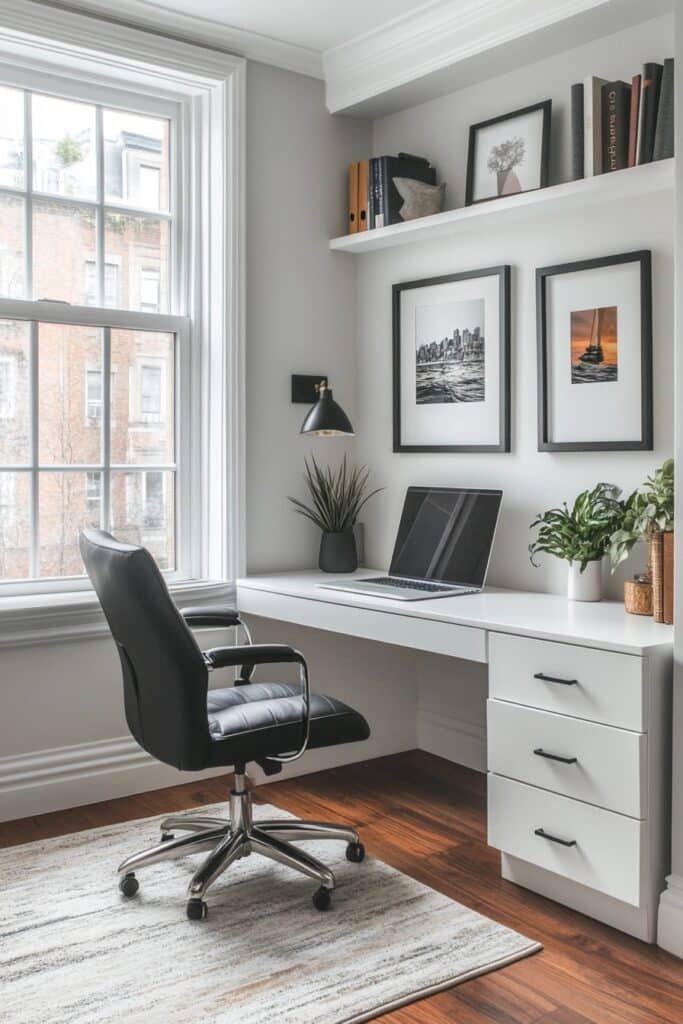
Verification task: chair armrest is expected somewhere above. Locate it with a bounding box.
[180,604,242,629]
[203,643,304,669]
[203,644,311,764]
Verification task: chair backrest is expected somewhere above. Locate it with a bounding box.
[79,529,210,771]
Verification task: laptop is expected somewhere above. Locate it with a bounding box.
[319,486,502,601]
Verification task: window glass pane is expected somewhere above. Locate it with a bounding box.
[33,199,96,303]
[38,471,100,576]
[0,86,25,189]
[104,212,169,312]
[32,94,96,200]
[38,322,102,464]
[103,110,169,212]
[110,469,175,569]
[0,471,30,580]
[110,329,174,464]
[0,320,30,465]
[0,193,25,299]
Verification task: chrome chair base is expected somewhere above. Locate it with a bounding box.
[117,773,365,919]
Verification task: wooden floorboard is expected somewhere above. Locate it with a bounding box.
[1,750,681,1022]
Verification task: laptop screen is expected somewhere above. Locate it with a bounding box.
[389,487,502,588]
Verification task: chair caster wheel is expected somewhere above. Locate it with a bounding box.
[346,841,365,863]
[119,872,139,897]
[313,886,331,911]
[161,832,174,842]
[186,898,208,921]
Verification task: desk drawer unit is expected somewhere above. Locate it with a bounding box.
[489,632,645,730]
[487,699,646,818]
[488,774,643,906]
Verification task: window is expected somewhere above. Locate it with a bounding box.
[0,68,187,590]
[0,8,243,612]
[139,268,160,313]
[85,260,119,308]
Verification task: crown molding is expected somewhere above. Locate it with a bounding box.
[323,0,673,116]
[35,0,324,79]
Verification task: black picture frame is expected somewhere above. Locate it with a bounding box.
[465,100,552,206]
[392,266,511,453]
[536,250,653,452]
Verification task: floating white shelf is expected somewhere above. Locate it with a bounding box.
[329,159,675,255]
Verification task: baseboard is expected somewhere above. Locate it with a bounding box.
[0,737,229,822]
[657,874,683,957]
[417,708,486,772]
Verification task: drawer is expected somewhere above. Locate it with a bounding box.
[489,632,645,731]
[487,700,646,818]
[488,774,643,906]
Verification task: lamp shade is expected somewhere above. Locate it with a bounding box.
[300,382,354,436]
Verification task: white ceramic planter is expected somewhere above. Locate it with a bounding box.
[567,559,603,602]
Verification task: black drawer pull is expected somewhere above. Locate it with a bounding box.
[534,827,577,847]
[534,748,578,765]
[534,672,578,686]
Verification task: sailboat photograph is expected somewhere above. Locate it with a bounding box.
[570,304,618,383]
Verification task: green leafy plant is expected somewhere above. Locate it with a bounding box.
[288,455,382,534]
[529,482,624,573]
[55,135,84,168]
[609,458,674,570]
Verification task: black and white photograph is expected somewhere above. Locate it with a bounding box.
[415,298,485,404]
[466,101,551,205]
[537,251,652,451]
[393,267,510,452]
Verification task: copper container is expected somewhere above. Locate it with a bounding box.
[624,578,653,616]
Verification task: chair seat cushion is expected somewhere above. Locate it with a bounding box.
[206,682,370,765]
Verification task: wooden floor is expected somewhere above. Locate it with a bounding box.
[2,750,682,1023]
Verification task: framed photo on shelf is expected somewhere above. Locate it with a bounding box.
[392,266,510,453]
[536,250,653,452]
[465,100,551,205]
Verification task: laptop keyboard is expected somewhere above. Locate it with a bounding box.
[364,577,463,593]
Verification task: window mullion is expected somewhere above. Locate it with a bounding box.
[23,90,33,299]
[29,320,39,577]
[102,326,111,531]
[96,105,105,308]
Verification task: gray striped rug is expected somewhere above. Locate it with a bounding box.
[1,802,540,1024]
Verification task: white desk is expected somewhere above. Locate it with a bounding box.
[237,570,673,942]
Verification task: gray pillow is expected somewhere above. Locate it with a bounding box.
[393,177,446,221]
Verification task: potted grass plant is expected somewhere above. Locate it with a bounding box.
[529,482,624,601]
[289,456,383,573]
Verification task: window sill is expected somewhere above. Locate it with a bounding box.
[0,579,236,650]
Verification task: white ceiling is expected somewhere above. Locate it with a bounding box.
[104,0,434,53]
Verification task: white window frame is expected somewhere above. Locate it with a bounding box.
[0,2,245,642]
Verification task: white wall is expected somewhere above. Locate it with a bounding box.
[245,62,369,573]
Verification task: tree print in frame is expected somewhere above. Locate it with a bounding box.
[466,101,551,205]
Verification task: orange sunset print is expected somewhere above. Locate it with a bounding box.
[570,305,618,384]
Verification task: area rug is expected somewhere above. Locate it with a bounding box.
[0,802,540,1024]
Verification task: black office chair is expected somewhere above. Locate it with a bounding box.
[79,529,370,920]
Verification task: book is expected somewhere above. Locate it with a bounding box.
[663,530,674,625]
[653,57,674,161]
[583,75,607,175]
[651,532,664,623]
[628,74,641,167]
[570,82,584,180]
[357,159,369,232]
[637,62,663,164]
[375,154,436,226]
[601,81,631,172]
[347,162,359,234]
[369,157,378,228]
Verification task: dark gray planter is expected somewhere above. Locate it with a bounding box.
[319,529,358,573]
